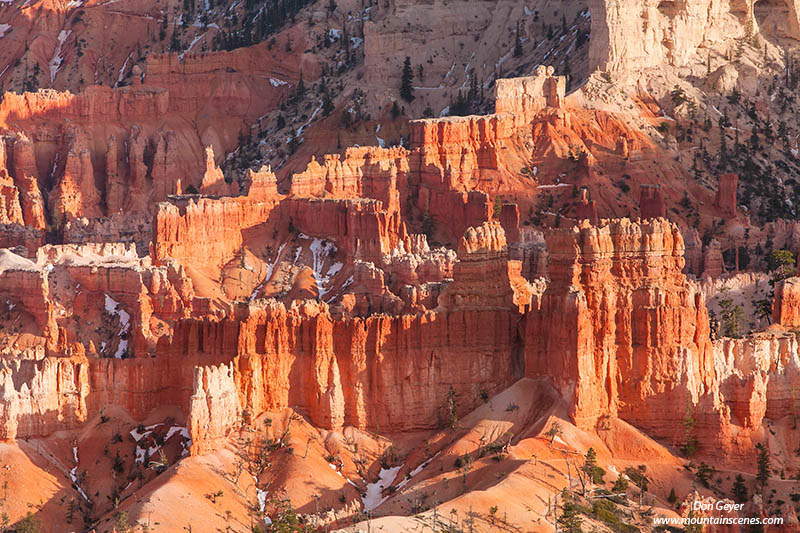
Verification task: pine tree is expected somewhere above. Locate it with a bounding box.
[322,91,334,116]
[447,386,458,429]
[612,475,628,493]
[514,21,523,57]
[557,493,583,533]
[493,196,503,218]
[732,474,748,503]
[681,394,698,456]
[695,462,714,488]
[400,56,415,102]
[583,448,597,480]
[756,443,770,490]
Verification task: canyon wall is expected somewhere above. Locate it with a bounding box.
[0,40,302,232]
[774,277,800,327]
[525,218,717,441]
[152,197,280,272]
[0,300,522,448]
[589,0,800,73]
[6,215,800,459]
[230,300,521,436]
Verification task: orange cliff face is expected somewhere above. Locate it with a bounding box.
[525,218,719,444]
[3,203,800,472]
[189,298,522,452]
[7,47,800,528]
[437,220,537,312]
[0,42,306,244]
[774,277,800,328]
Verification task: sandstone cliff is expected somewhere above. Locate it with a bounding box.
[526,218,716,443]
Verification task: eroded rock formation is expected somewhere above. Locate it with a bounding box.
[589,0,800,73]
[526,218,716,444]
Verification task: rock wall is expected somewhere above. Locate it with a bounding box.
[525,218,716,439]
[774,277,800,327]
[289,147,408,216]
[0,42,300,227]
[0,357,89,440]
[589,0,800,73]
[438,221,534,311]
[281,198,406,265]
[640,184,667,219]
[495,66,565,127]
[152,196,280,272]
[715,173,739,217]
[228,300,521,435]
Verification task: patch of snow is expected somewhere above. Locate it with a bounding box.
[439,106,450,117]
[444,62,456,81]
[0,24,11,39]
[68,443,91,502]
[70,467,91,503]
[327,262,342,277]
[305,236,338,298]
[537,183,572,189]
[269,77,289,87]
[185,32,206,54]
[375,124,385,148]
[464,51,475,75]
[104,294,130,358]
[165,426,190,441]
[362,465,402,511]
[296,105,322,137]
[495,49,512,70]
[131,424,190,463]
[116,52,133,86]
[350,36,363,49]
[49,30,71,84]
[129,423,161,443]
[251,242,287,300]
